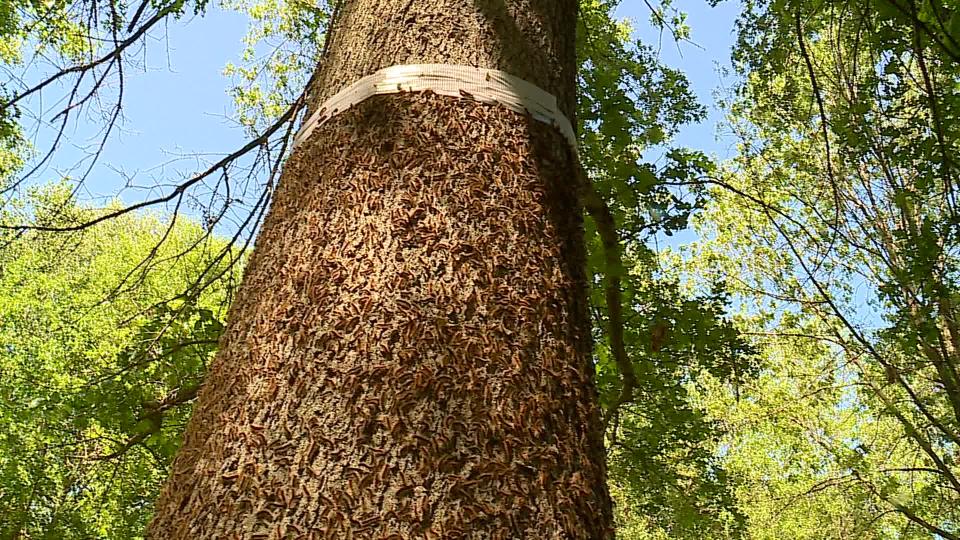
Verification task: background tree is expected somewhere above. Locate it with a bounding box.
[0,0,760,537]
[675,0,960,536]
[0,185,236,539]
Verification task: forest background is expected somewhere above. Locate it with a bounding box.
[1,0,958,537]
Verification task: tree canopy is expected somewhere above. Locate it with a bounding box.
[0,0,958,537]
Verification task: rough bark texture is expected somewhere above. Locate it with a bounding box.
[307,0,577,118]
[148,0,613,538]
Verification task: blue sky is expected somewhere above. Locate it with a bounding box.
[18,0,742,212]
[618,0,741,160]
[17,8,250,203]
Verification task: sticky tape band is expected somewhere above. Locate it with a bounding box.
[292,64,577,153]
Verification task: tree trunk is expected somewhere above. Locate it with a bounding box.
[147,0,612,537]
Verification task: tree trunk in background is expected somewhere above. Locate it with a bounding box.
[147,0,613,537]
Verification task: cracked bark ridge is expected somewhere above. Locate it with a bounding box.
[148,94,612,538]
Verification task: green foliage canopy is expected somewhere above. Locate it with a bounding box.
[0,186,236,538]
[0,0,766,537]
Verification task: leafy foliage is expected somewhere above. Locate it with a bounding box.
[577,2,756,536]
[680,0,960,536]
[0,0,792,538]
[0,186,236,538]
[221,0,330,131]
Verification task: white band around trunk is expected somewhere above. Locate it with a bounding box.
[292,64,577,153]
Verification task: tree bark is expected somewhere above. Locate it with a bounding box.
[147,0,613,538]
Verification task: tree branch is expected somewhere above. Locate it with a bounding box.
[578,167,637,427]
